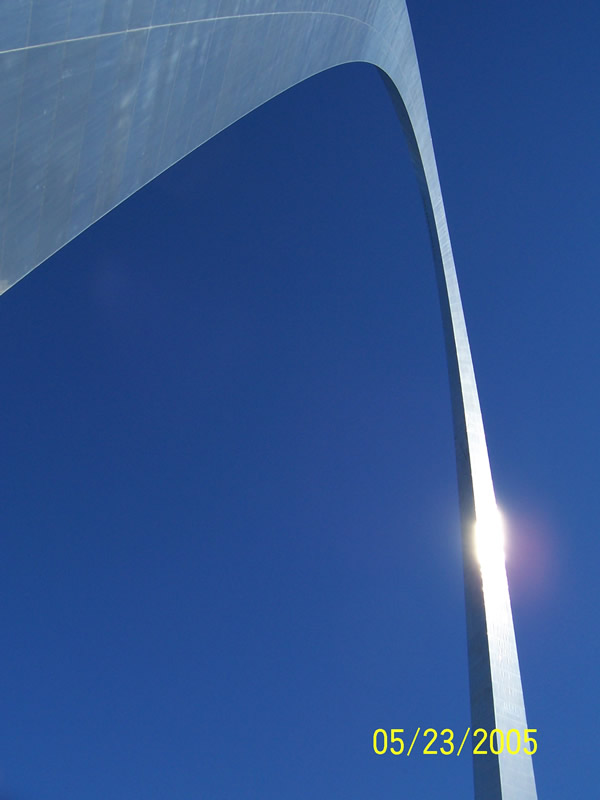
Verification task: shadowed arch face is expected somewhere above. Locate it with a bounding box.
[0,3,536,798]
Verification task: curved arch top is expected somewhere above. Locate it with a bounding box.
[0,1,431,293]
[0,2,537,798]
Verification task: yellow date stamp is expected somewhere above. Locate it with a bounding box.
[372,728,538,757]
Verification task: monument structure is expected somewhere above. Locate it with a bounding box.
[0,2,537,797]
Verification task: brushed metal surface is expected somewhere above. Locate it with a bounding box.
[0,2,537,797]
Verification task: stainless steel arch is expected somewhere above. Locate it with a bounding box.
[0,2,537,797]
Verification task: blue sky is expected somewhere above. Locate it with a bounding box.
[1,2,599,797]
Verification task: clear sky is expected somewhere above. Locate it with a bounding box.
[1,2,599,798]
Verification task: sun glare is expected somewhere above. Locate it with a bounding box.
[475,506,506,570]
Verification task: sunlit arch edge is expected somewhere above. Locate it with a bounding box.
[0,2,537,798]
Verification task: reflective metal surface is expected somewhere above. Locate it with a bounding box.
[0,2,537,797]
